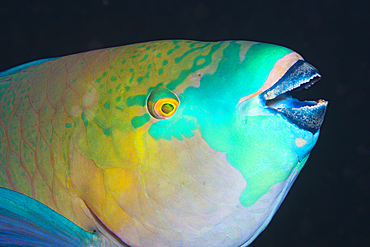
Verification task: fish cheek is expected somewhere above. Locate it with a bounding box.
[194,109,298,207]
[137,129,247,236]
[69,136,147,246]
[68,143,107,225]
[234,114,316,206]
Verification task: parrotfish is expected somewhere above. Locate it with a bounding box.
[0,40,327,246]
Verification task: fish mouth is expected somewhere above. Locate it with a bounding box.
[261,60,328,133]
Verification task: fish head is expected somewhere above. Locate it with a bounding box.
[72,41,327,246]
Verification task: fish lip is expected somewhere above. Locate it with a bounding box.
[274,99,328,133]
[261,60,321,100]
[261,60,328,133]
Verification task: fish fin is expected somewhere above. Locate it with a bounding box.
[0,57,61,77]
[0,187,102,247]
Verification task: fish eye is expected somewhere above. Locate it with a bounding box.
[147,88,180,119]
[153,98,179,118]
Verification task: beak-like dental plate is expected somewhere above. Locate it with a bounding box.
[261,60,328,133]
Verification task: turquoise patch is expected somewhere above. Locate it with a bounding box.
[103,128,110,136]
[104,101,110,110]
[148,113,196,141]
[174,43,210,64]
[137,77,144,84]
[81,113,88,126]
[167,42,222,90]
[131,113,150,129]
[126,95,147,107]
[129,73,135,83]
[167,45,180,55]
[139,54,149,62]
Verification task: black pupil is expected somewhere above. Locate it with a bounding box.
[161,103,174,114]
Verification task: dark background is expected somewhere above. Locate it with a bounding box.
[1,0,369,246]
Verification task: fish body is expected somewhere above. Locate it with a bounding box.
[0,40,327,246]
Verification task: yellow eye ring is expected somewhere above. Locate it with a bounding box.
[153,98,179,119]
[147,87,180,119]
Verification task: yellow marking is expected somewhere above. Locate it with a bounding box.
[69,143,106,216]
[134,127,149,164]
[111,129,140,166]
